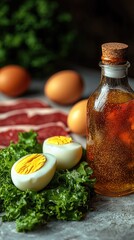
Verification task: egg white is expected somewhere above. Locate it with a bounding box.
[43,139,82,170]
[11,153,56,191]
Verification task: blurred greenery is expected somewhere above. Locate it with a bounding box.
[0,0,76,77]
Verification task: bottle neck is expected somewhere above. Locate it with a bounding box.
[100,61,130,81]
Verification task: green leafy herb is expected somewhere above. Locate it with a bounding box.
[0,131,95,232]
[0,0,76,76]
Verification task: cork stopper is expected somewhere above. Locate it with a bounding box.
[101,42,128,64]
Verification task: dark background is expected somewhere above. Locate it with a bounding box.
[0,0,134,78]
[60,0,134,77]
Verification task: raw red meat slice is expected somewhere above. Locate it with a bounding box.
[0,99,50,113]
[0,99,70,147]
[0,122,69,147]
[0,108,67,126]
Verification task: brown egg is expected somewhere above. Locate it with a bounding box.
[0,65,31,97]
[67,99,88,136]
[44,70,84,105]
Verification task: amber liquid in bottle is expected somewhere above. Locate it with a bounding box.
[86,62,134,197]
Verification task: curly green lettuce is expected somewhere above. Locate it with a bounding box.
[0,131,95,232]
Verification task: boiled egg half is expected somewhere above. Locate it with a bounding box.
[43,136,82,170]
[11,153,56,191]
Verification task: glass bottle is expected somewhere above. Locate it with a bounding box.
[86,42,134,197]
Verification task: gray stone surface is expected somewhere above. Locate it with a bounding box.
[0,194,134,240]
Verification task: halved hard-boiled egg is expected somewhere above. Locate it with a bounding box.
[11,153,56,191]
[43,136,82,170]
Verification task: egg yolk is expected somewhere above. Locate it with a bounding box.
[15,154,46,174]
[46,136,73,145]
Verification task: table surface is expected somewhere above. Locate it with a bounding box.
[0,66,134,240]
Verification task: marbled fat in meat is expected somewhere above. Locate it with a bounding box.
[0,99,69,147]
